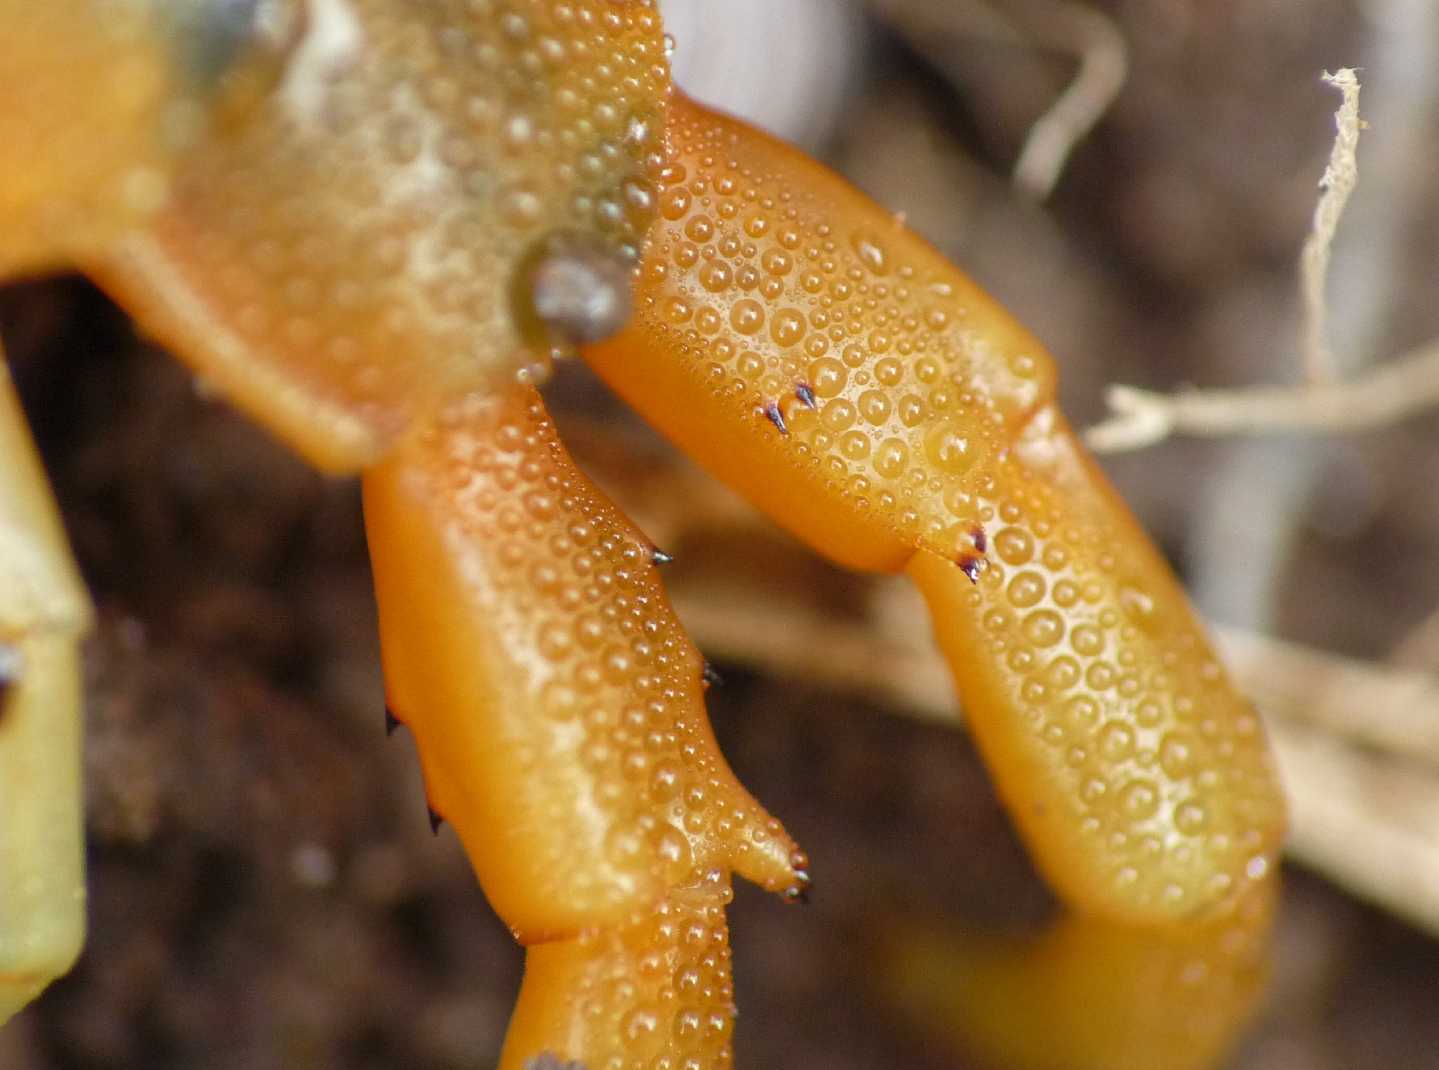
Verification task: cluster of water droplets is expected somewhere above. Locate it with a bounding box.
[947,462,1283,915]
[423,392,803,918]
[535,876,742,1070]
[131,0,670,455]
[630,104,1055,560]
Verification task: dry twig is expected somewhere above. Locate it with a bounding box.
[1081,68,1439,455]
[1008,1,1128,201]
[872,0,1127,201]
[1084,334,1439,451]
[1299,68,1362,384]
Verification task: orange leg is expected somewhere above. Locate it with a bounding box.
[362,386,806,1066]
[883,880,1277,1070]
[583,94,1286,1066]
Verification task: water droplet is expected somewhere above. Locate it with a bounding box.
[1066,694,1100,723]
[770,308,806,347]
[1159,732,1196,778]
[684,214,715,243]
[873,438,909,479]
[809,357,847,397]
[924,422,983,475]
[1022,609,1065,648]
[659,187,691,220]
[1071,624,1105,657]
[821,398,857,433]
[762,248,792,276]
[1174,800,1209,834]
[698,261,733,293]
[1119,779,1159,820]
[840,430,872,461]
[1099,721,1136,761]
[1045,655,1080,690]
[994,527,1034,565]
[1007,571,1047,609]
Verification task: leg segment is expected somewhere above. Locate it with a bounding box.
[907,409,1281,920]
[585,93,1284,925]
[362,386,806,1065]
[883,880,1277,1070]
[502,877,740,1069]
[582,93,1285,1065]
[0,351,92,1023]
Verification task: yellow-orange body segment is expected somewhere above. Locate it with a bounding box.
[364,387,804,943]
[95,0,671,471]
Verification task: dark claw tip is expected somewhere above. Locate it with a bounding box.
[761,400,789,435]
[784,871,813,905]
[794,382,818,410]
[427,807,445,835]
[970,525,988,554]
[702,662,724,689]
[958,555,982,584]
[385,706,402,737]
[651,547,675,566]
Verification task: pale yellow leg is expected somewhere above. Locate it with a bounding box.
[0,348,92,1024]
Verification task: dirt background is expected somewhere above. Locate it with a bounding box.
[5,1,1439,1067]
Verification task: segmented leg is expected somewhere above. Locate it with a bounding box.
[581,92,1285,1057]
[586,93,1284,922]
[0,350,92,1023]
[362,386,806,1066]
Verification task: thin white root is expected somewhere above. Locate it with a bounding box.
[1009,1,1128,202]
[1084,68,1391,454]
[1273,716,1439,938]
[1215,627,1439,771]
[871,0,1127,201]
[1299,69,1363,384]
[1084,334,1439,452]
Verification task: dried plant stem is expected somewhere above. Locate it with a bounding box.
[871,0,1127,201]
[1273,716,1439,938]
[1085,335,1439,451]
[1008,1,1128,201]
[1300,69,1362,384]
[1086,69,1391,454]
[1214,626,1439,770]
